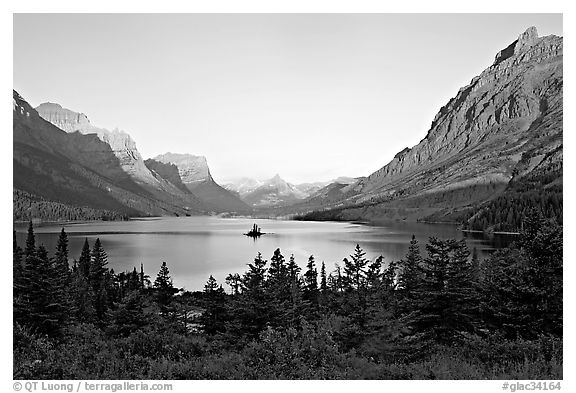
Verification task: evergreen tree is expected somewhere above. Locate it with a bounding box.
[108,291,147,337]
[140,263,150,289]
[303,255,319,308]
[225,273,242,295]
[366,255,384,289]
[24,221,35,259]
[154,261,176,314]
[319,261,328,307]
[78,238,91,279]
[268,248,287,284]
[287,254,301,283]
[409,237,476,343]
[267,248,291,327]
[344,244,369,290]
[201,275,227,335]
[233,253,270,337]
[13,232,24,297]
[89,238,109,321]
[397,235,422,293]
[320,261,328,293]
[128,267,140,292]
[21,245,66,336]
[481,215,562,338]
[53,228,71,322]
[70,263,95,322]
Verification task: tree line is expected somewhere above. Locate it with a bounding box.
[13,210,562,379]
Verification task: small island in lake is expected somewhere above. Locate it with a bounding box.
[245,223,265,238]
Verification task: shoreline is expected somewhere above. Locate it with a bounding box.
[13,214,522,236]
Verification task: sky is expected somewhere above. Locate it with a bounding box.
[13,13,562,184]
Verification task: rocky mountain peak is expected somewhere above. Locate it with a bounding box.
[154,153,213,184]
[517,26,539,46]
[36,101,161,187]
[355,27,562,203]
[492,26,553,66]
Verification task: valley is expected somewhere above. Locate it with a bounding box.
[13,27,562,233]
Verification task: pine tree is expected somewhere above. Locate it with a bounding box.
[287,254,301,283]
[409,237,476,343]
[154,261,176,315]
[13,232,24,297]
[319,261,328,307]
[89,238,109,321]
[24,221,35,260]
[366,255,383,289]
[320,261,328,292]
[53,228,71,321]
[267,248,290,327]
[480,215,562,338]
[201,275,227,334]
[13,233,26,325]
[78,238,91,279]
[397,235,422,292]
[225,273,242,295]
[22,245,66,336]
[344,244,369,290]
[233,253,270,337]
[140,263,150,289]
[303,255,319,308]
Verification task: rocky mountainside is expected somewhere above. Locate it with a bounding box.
[36,103,173,189]
[35,101,206,213]
[14,91,205,220]
[296,27,562,228]
[144,159,190,194]
[154,153,250,213]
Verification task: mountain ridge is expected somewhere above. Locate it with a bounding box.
[294,27,562,229]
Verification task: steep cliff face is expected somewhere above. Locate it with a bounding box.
[155,153,250,213]
[357,27,562,199]
[14,91,205,220]
[36,103,161,187]
[296,27,562,224]
[144,158,190,194]
[154,153,212,184]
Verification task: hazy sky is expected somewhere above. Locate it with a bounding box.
[13,13,562,184]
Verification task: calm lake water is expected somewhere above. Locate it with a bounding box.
[14,217,516,291]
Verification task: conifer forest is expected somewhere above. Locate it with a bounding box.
[13,210,562,379]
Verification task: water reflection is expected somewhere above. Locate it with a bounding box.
[14,217,516,291]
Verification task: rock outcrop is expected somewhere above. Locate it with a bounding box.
[155,153,250,213]
[154,153,212,184]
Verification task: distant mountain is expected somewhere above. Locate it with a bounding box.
[296,27,563,230]
[237,174,306,207]
[223,177,263,198]
[154,153,250,213]
[225,175,359,208]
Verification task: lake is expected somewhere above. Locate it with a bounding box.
[14,216,516,291]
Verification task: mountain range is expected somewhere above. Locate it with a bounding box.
[224,175,357,207]
[294,27,563,231]
[13,95,249,221]
[13,27,562,231]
